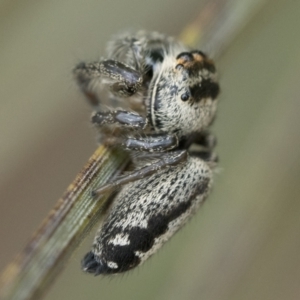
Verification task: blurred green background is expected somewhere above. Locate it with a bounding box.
[1,0,300,299]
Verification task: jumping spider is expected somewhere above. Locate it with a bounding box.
[73,30,220,275]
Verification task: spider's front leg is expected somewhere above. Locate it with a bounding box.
[73,59,142,106]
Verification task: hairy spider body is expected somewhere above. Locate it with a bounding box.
[74,30,220,275]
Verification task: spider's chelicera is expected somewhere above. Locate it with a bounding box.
[73,31,220,275]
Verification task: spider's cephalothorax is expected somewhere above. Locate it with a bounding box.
[74,30,220,275]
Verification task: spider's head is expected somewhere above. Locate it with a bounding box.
[148,50,219,137]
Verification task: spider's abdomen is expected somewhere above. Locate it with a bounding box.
[82,156,212,275]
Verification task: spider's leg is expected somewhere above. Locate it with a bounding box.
[91,110,147,130]
[92,150,187,196]
[121,133,178,152]
[95,132,178,152]
[73,59,142,105]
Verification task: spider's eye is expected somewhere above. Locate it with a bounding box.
[181,91,190,101]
